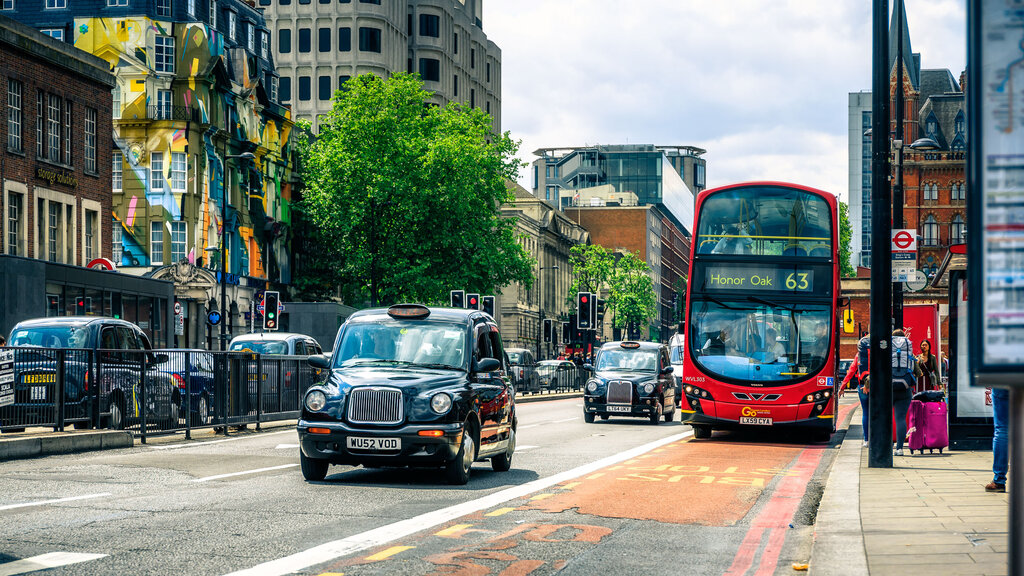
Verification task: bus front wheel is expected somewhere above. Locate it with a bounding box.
[692,425,712,439]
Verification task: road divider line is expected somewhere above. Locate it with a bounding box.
[194,464,298,483]
[0,552,107,576]
[515,445,539,451]
[275,444,300,450]
[517,424,540,429]
[0,493,112,511]
[551,417,578,423]
[150,430,295,450]
[223,429,693,576]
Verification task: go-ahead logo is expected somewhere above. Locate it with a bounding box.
[741,406,770,417]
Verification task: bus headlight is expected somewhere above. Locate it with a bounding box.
[586,380,600,392]
[305,390,327,412]
[642,383,655,394]
[430,392,452,414]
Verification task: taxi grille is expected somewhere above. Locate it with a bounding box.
[347,387,404,425]
[606,380,633,404]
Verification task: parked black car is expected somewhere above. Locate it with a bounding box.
[154,349,216,426]
[4,317,174,430]
[299,304,516,485]
[583,341,677,424]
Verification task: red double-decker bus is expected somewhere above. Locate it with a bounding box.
[680,182,842,442]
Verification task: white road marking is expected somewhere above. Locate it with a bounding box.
[515,445,539,451]
[0,552,107,576]
[150,429,295,450]
[517,423,540,429]
[275,444,300,450]
[0,493,112,511]
[194,464,299,483]
[223,430,693,576]
[551,417,578,423]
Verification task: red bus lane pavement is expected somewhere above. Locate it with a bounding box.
[311,401,857,576]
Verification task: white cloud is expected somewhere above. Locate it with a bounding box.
[487,0,966,200]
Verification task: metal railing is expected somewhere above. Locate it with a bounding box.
[145,105,203,122]
[513,364,585,396]
[0,347,327,440]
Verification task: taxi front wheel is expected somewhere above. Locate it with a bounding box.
[300,450,329,481]
[446,429,475,485]
[583,412,595,423]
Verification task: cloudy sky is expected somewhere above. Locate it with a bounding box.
[485,0,967,202]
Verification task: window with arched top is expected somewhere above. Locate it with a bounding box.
[923,182,938,201]
[923,215,939,246]
[926,112,939,139]
[951,182,966,201]
[950,214,966,243]
[955,111,965,134]
[951,135,966,152]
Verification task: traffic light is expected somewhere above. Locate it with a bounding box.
[590,295,598,327]
[577,292,592,329]
[543,319,552,343]
[562,321,570,344]
[596,298,606,322]
[450,290,465,308]
[75,297,86,315]
[466,293,480,310]
[264,291,280,330]
[481,295,495,317]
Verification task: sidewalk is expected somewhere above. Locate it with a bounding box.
[811,406,1008,576]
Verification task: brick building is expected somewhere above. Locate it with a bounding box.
[1,14,115,265]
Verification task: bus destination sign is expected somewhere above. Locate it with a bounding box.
[704,265,814,292]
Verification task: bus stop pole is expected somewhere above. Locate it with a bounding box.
[1011,388,1023,575]
[868,0,894,469]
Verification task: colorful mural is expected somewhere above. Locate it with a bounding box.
[72,15,299,285]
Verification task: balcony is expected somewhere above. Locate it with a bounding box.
[145,105,203,123]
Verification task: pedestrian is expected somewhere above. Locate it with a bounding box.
[986,387,1009,493]
[917,339,940,392]
[890,329,921,456]
[843,353,869,447]
[856,335,871,447]
[941,352,949,375]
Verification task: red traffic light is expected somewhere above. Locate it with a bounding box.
[581,295,588,303]
[469,297,478,305]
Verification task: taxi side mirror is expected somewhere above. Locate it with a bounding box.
[660,365,673,375]
[583,363,594,371]
[308,354,331,370]
[474,357,501,373]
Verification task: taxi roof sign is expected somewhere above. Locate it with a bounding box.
[620,341,641,349]
[387,304,431,319]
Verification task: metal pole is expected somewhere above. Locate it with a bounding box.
[868,0,894,468]
[893,0,905,330]
[220,150,227,352]
[1011,388,1023,576]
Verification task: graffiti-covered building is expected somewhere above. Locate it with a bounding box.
[4,0,303,347]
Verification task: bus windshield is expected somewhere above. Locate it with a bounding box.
[689,299,831,385]
[695,186,832,257]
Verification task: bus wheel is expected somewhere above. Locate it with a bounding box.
[812,430,832,444]
[692,425,712,439]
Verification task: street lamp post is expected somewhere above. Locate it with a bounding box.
[220,151,255,350]
[536,264,559,360]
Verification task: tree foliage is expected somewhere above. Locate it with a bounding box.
[608,252,658,330]
[839,201,855,278]
[566,244,614,305]
[297,73,534,305]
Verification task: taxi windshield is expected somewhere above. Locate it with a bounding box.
[595,349,658,372]
[507,352,524,364]
[229,340,289,355]
[334,320,467,370]
[10,325,91,348]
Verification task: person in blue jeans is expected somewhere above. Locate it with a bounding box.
[890,330,920,456]
[987,388,1009,492]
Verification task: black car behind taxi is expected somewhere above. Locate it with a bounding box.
[583,341,677,425]
[298,304,516,484]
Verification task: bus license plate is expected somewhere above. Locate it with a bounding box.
[740,416,772,426]
[606,405,631,413]
[346,437,400,452]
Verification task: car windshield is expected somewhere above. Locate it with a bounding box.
[595,349,658,372]
[9,325,91,349]
[229,340,289,355]
[508,352,524,364]
[670,346,684,364]
[689,298,831,385]
[334,320,467,370]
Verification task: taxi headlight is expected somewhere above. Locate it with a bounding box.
[586,380,600,392]
[642,382,655,394]
[430,392,452,414]
[305,389,327,412]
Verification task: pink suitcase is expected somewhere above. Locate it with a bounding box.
[907,398,948,454]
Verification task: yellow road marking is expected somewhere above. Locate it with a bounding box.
[530,493,555,501]
[364,546,414,562]
[434,524,474,537]
[485,507,515,517]
[587,472,605,480]
[561,482,581,490]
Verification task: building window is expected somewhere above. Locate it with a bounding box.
[318,76,331,100]
[85,107,97,173]
[923,215,938,247]
[41,28,64,41]
[453,74,458,97]
[112,85,121,119]
[45,0,65,8]
[187,0,195,17]
[48,202,60,262]
[227,10,236,41]
[113,152,123,191]
[470,88,475,108]
[358,27,381,52]
[955,111,965,134]
[170,221,186,263]
[48,94,60,161]
[63,100,72,165]
[419,14,439,38]
[7,78,21,152]
[280,77,291,102]
[338,27,350,51]
[7,192,22,256]
[1,0,13,10]
[156,0,170,17]
[453,32,458,54]
[247,22,255,52]
[298,28,310,52]
[279,28,291,53]
[360,0,380,3]
[156,89,172,119]
[952,182,966,201]
[950,214,966,244]
[260,31,268,58]
[155,35,174,73]
[170,152,186,192]
[471,48,475,68]
[150,221,164,265]
[209,0,215,27]
[338,75,350,90]
[419,58,439,82]
[112,223,123,265]
[151,151,164,191]
[486,62,491,82]
[84,210,97,261]
[318,27,330,52]
[36,91,43,157]
[298,76,311,101]
[923,182,938,201]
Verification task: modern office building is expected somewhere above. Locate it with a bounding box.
[263,0,501,133]
[3,0,303,348]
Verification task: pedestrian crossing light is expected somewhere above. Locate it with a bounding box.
[482,295,495,317]
[264,291,280,331]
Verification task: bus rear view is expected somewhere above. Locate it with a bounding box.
[680,182,841,442]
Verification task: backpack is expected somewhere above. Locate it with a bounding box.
[891,336,916,389]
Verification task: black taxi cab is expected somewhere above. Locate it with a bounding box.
[583,341,677,425]
[299,304,516,484]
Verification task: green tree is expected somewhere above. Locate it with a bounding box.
[839,201,855,277]
[565,244,614,305]
[298,73,534,306]
[608,252,658,332]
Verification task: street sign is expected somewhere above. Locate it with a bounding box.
[175,313,184,336]
[891,229,917,251]
[207,310,221,325]
[0,350,13,408]
[904,270,928,292]
[891,229,918,282]
[173,301,183,315]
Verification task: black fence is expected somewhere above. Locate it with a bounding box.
[0,347,326,440]
[513,364,585,395]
